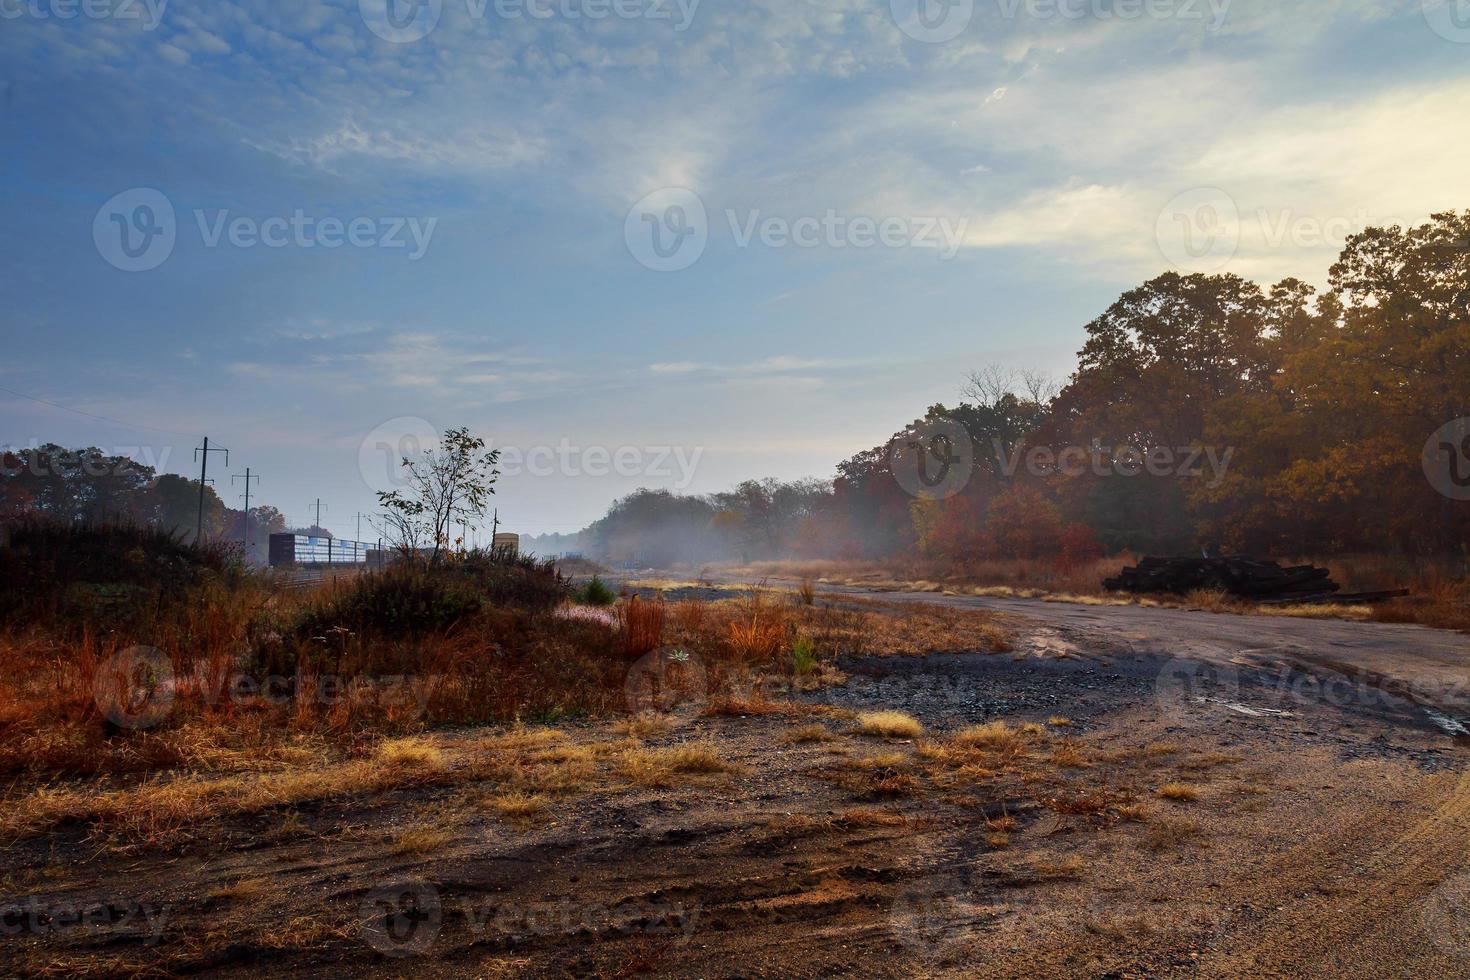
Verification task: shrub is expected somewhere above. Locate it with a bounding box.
[293,564,485,643]
[577,575,617,607]
[791,636,817,675]
[453,548,568,612]
[0,517,242,628]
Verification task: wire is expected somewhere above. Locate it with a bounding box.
[0,383,202,439]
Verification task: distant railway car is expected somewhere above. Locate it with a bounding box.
[268,533,371,568]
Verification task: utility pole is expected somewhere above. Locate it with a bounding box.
[313,498,326,534]
[193,438,229,544]
[233,469,260,551]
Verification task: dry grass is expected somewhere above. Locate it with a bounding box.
[620,743,741,787]
[615,713,675,740]
[489,791,549,826]
[208,878,269,902]
[785,723,838,744]
[1049,741,1089,768]
[1,734,456,843]
[953,720,1022,751]
[389,825,456,855]
[833,807,908,828]
[1032,856,1087,879]
[1140,817,1203,851]
[854,711,923,739]
[1158,782,1202,802]
[618,595,666,657]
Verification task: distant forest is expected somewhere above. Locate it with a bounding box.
[529,212,1470,566]
[0,448,311,565]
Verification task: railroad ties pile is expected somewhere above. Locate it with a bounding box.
[1104,556,1409,606]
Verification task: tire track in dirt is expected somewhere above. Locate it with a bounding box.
[1197,767,1470,978]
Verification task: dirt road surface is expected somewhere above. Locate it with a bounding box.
[8,585,1470,978]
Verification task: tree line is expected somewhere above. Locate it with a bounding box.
[0,444,292,564]
[534,212,1470,566]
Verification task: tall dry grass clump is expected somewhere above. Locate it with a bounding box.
[618,595,666,658]
[726,590,792,665]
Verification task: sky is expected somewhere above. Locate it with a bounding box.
[2,0,1469,542]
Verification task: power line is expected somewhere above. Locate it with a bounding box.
[194,438,229,543]
[234,469,260,550]
[0,383,202,438]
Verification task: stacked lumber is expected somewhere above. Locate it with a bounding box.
[1104,556,1339,601]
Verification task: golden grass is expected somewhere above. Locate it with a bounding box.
[620,743,741,787]
[615,713,675,740]
[953,720,1021,751]
[1157,782,1201,802]
[389,825,456,855]
[207,878,269,902]
[833,807,908,828]
[489,791,549,825]
[1033,856,1086,879]
[854,711,923,739]
[1,734,456,843]
[1049,741,1089,769]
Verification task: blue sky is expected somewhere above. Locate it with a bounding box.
[3,0,1468,540]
